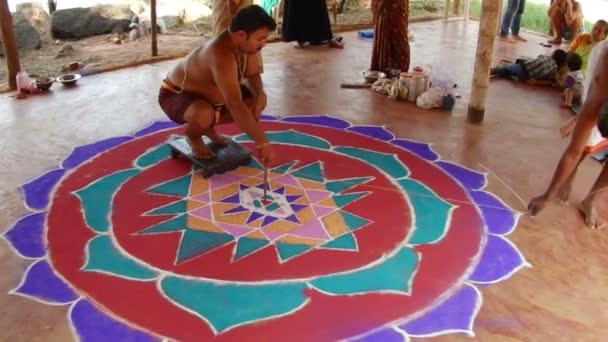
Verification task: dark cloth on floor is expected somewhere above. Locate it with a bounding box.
[281,0,333,44]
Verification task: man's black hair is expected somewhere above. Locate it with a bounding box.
[230,5,277,35]
[566,52,583,71]
[597,102,608,138]
[551,49,568,67]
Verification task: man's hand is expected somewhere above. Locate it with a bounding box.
[527,194,549,216]
[252,92,267,122]
[258,143,275,168]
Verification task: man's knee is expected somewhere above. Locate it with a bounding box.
[184,101,215,129]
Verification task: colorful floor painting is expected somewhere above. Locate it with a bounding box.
[3,114,529,342]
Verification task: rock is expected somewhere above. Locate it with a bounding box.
[160,15,182,30]
[0,13,41,56]
[54,43,73,59]
[16,2,51,40]
[51,5,134,40]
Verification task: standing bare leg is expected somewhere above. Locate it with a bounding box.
[580,162,608,228]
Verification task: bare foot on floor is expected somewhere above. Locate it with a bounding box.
[187,136,214,159]
[293,42,304,49]
[329,39,344,49]
[512,35,528,42]
[557,183,572,204]
[500,36,516,43]
[205,128,229,146]
[579,198,606,229]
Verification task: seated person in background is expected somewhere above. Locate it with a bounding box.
[490,49,568,86]
[568,19,608,76]
[548,0,584,45]
[561,52,584,108]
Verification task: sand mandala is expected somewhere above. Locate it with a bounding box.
[4,114,529,341]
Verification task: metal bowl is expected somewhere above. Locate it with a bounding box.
[361,70,386,83]
[34,77,54,91]
[57,74,81,86]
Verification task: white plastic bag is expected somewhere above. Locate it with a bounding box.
[416,88,446,109]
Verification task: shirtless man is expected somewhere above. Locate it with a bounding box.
[528,40,608,228]
[158,5,276,166]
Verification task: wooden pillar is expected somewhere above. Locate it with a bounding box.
[464,0,471,20]
[467,0,500,124]
[0,0,20,90]
[453,0,460,15]
[443,0,451,21]
[151,0,158,57]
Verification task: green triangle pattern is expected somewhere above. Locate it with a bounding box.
[177,230,234,263]
[234,237,270,260]
[139,215,187,234]
[146,200,188,216]
[325,177,373,194]
[247,158,264,170]
[340,211,370,231]
[147,175,192,197]
[291,162,324,182]
[319,233,357,250]
[333,192,369,207]
[135,144,171,169]
[271,161,298,174]
[276,242,313,261]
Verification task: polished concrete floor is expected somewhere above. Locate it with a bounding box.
[1,19,607,341]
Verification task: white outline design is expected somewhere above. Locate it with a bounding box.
[4,115,527,342]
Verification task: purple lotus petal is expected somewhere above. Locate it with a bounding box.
[62,137,133,169]
[133,121,179,137]
[282,115,351,129]
[469,234,528,284]
[436,161,486,191]
[347,126,395,141]
[391,139,438,161]
[70,299,159,342]
[260,114,280,121]
[4,212,46,258]
[469,190,518,235]
[20,169,66,210]
[400,283,480,337]
[354,327,408,342]
[13,260,78,304]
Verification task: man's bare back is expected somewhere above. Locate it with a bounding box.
[166,33,253,107]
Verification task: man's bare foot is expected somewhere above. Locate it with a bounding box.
[187,136,214,159]
[293,42,304,49]
[205,128,229,146]
[499,36,516,43]
[579,197,606,229]
[329,39,344,49]
[512,35,528,42]
[548,38,562,44]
